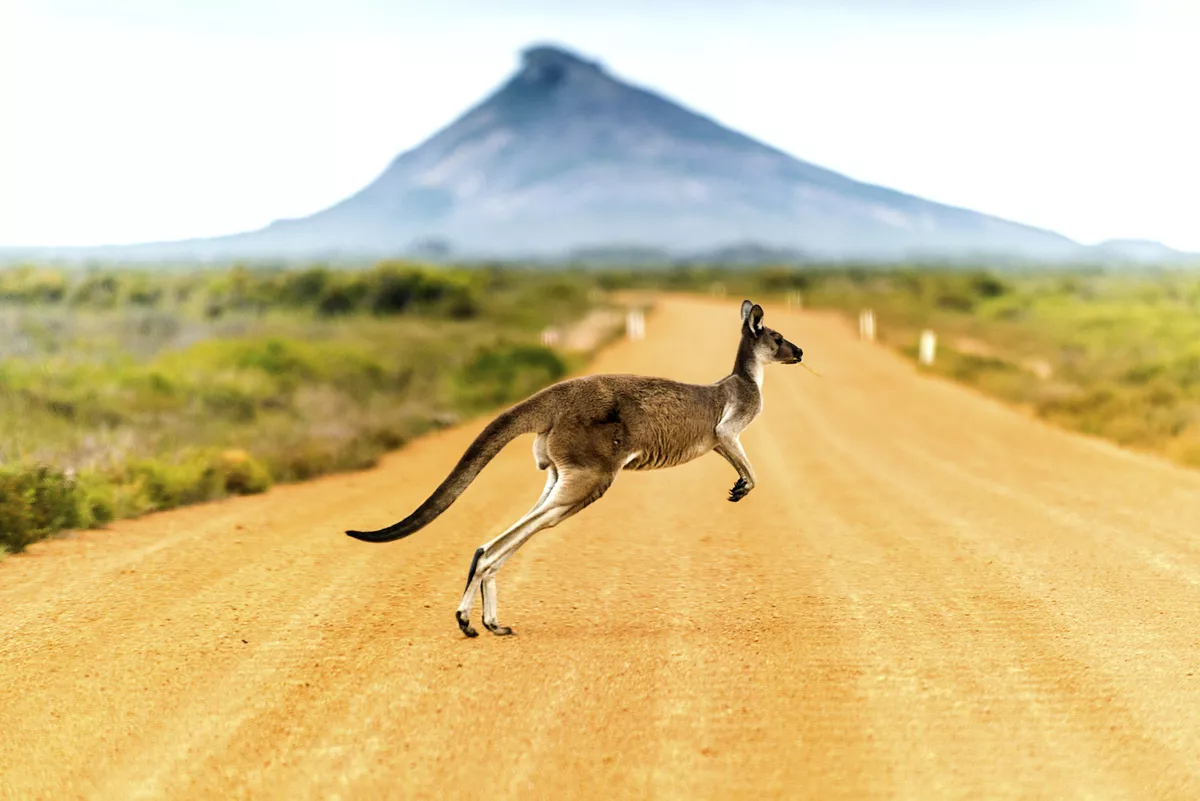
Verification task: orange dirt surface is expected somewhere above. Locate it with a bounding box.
[3,296,1200,800]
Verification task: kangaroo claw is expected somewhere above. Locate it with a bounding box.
[728,477,751,502]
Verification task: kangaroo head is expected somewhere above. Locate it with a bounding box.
[741,299,803,364]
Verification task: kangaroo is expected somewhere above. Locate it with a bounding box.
[345,300,803,637]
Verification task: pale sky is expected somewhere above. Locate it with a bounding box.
[1,0,1197,250]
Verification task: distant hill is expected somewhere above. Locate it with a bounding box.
[1083,239,1197,265]
[4,44,1194,266]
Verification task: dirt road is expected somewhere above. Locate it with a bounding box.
[3,296,1200,800]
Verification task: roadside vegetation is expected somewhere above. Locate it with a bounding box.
[821,270,1200,470]
[4,258,1197,554]
[0,262,604,553]
[592,263,1200,472]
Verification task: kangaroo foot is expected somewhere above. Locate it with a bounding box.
[456,610,478,638]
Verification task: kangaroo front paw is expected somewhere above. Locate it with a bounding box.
[456,610,478,638]
[728,477,752,502]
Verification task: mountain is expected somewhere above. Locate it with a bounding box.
[235,44,1079,262]
[4,44,1188,265]
[1084,239,1196,265]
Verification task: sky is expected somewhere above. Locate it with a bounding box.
[1,0,1197,250]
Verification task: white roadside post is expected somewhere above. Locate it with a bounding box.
[626,308,645,341]
[859,309,876,342]
[540,327,560,347]
[787,290,803,310]
[919,329,937,365]
[709,282,727,299]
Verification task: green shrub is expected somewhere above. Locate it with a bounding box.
[262,437,381,483]
[0,465,83,553]
[228,339,319,379]
[70,274,120,308]
[1120,362,1165,386]
[936,291,976,312]
[454,344,569,412]
[75,477,116,529]
[316,284,360,317]
[111,449,273,517]
[120,455,221,513]
[969,272,1009,298]
[201,385,260,422]
[756,267,811,293]
[945,352,1019,383]
[280,267,331,306]
[209,449,272,495]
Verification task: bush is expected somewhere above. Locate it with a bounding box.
[945,352,1019,383]
[969,272,1009,298]
[262,437,382,483]
[936,291,976,312]
[316,284,360,317]
[201,385,260,422]
[75,478,116,529]
[112,449,273,517]
[280,267,331,306]
[366,264,480,319]
[120,455,220,513]
[1166,426,1200,468]
[210,449,272,495]
[454,344,569,412]
[70,274,120,308]
[228,339,319,379]
[0,465,83,553]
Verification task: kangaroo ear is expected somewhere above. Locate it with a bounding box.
[749,304,765,335]
[740,300,754,326]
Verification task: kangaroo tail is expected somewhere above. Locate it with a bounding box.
[345,396,552,544]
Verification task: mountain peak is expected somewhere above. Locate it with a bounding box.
[134,42,1085,262]
[518,44,605,85]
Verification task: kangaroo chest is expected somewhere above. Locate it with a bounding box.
[716,393,761,438]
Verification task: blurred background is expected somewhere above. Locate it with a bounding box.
[1,0,1198,552]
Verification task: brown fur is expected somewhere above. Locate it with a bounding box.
[345,299,802,637]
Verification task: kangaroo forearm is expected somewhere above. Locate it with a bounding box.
[715,442,756,484]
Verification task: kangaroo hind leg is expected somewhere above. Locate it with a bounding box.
[479,462,558,636]
[457,433,557,636]
[459,466,615,637]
